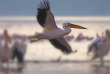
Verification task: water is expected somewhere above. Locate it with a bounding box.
[0,16,110,61]
[0,62,110,74]
[0,16,110,74]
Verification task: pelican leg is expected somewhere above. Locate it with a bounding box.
[29,33,41,43]
[30,38,39,43]
[30,32,41,38]
[100,57,104,67]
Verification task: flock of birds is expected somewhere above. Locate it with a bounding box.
[0,0,110,72]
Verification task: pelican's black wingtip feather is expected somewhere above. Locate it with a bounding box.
[37,0,50,10]
[37,0,51,27]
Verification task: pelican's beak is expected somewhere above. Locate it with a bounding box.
[66,23,87,29]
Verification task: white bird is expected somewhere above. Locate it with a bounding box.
[88,29,110,66]
[11,39,27,71]
[0,30,11,69]
[30,0,87,54]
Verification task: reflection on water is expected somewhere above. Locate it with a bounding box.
[0,62,110,74]
[0,16,110,74]
[91,65,110,74]
[0,67,23,74]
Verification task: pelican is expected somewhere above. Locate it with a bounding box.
[0,30,11,69]
[30,0,87,54]
[88,29,110,66]
[11,39,27,71]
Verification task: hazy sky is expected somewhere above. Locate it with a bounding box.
[0,0,110,16]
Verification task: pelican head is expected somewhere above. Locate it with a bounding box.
[64,23,87,29]
[4,30,11,43]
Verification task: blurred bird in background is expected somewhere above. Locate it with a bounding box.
[0,30,11,70]
[11,39,27,71]
[88,29,110,66]
[30,0,86,54]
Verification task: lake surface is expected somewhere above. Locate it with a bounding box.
[0,16,110,74]
[0,61,110,74]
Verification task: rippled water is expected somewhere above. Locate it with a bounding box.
[0,62,110,74]
[0,16,110,74]
[0,16,110,61]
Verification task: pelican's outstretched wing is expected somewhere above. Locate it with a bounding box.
[37,0,58,30]
[36,0,72,54]
[49,37,73,54]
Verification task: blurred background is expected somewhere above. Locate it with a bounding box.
[0,0,110,74]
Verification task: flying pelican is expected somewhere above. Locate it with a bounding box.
[88,29,110,66]
[30,0,87,54]
[0,30,11,69]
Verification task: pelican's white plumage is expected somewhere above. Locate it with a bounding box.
[88,29,110,66]
[32,23,72,39]
[11,40,27,70]
[0,30,11,69]
[30,0,86,54]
